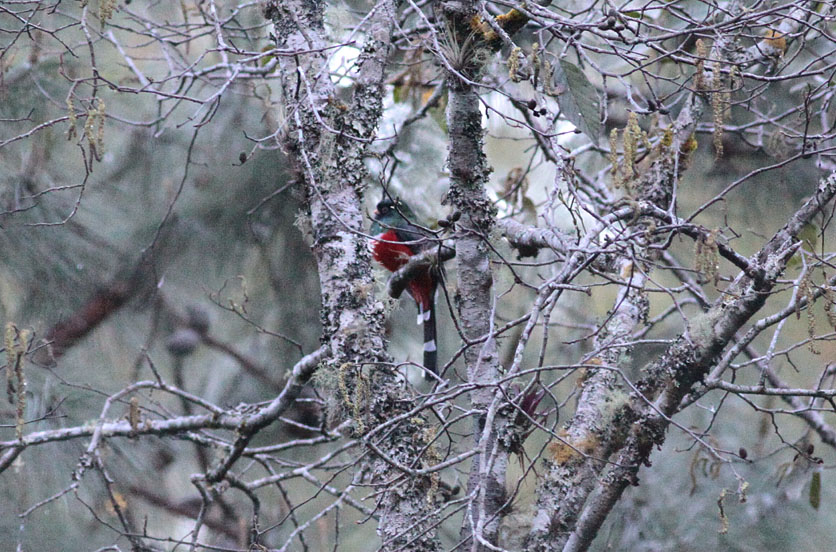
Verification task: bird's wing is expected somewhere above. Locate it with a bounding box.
[393,223,432,253]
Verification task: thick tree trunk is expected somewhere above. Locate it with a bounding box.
[268,1,440,549]
[440,5,512,549]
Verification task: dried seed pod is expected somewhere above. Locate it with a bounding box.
[187,305,211,335]
[166,328,201,357]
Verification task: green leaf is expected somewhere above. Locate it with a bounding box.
[799,222,819,253]
[552,60,601,145]
[393,85,406,104]
[788,222,819,269]
[521,196,538,223]
[259,45,275,67]
[810,471,821,510]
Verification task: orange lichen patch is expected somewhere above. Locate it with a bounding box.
[762,29,787,54]
[575,368,588,388]
[496,9,527,30]
[105,491,129,515]
[576,433,600,455]
[681,134,699,155]
[547,430,600,465]
[576,357,603,388]
[469,15,494,40]
[548,431,578,464]
[470,9,529,44]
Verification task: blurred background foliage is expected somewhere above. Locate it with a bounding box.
[1,0,834,550]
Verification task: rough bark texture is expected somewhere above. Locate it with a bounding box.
[7,1,836,550]
[447,82,510,552]
[268,1,440,549]
[441,4,512,549]
[523,84,698,552]
[533,25,826,550]
[560,174,836,552]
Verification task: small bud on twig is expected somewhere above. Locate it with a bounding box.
[166,328,200,357]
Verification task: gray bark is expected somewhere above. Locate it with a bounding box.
[267,1,440,549]
[560,174,836,552]
[440,4,513,549]
[524,76,704,552]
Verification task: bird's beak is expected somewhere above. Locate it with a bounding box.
[373,209,379,217]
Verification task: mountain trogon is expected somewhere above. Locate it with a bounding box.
[370,198,439,379]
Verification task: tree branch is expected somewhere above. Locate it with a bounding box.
[561,173,836,552]
[385,246,454,300]
[0,346,326,473]
[268,0,443,548]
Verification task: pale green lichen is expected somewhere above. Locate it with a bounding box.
[687,309,722,349]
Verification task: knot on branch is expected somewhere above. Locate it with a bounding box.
[502,387,546,454]
[496,219,569,259]
[386,246,455,299]
[261,1,279,20]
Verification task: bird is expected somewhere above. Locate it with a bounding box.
[370,197,439,380]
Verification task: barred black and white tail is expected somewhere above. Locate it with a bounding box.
[422,300,437,380]
[416,293,438,380]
